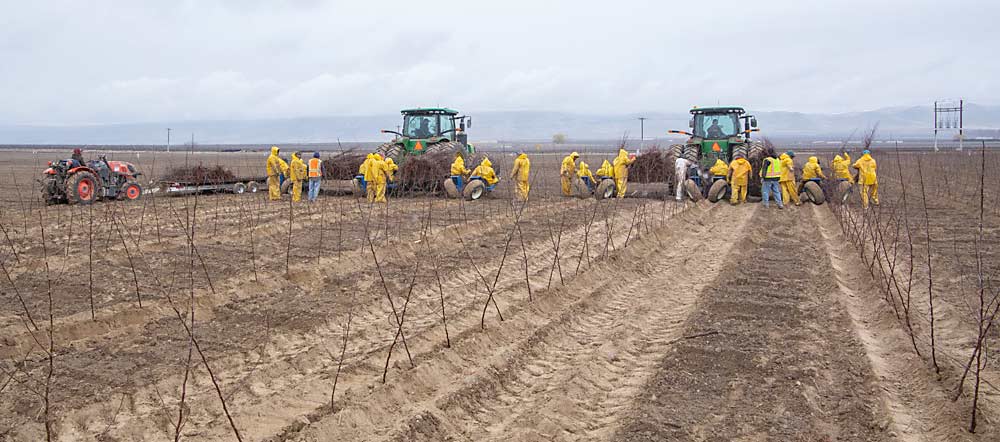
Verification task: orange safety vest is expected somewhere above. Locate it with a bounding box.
[308,158,322,178]
[764,157,782,179]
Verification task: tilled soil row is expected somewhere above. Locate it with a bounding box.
[615,206,889,441]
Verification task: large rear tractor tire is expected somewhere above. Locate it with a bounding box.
[443,178,460,198]
[682,144,699,162]
[596,179,616,200]
[707,179,729,203]
[803,181,824,205]
[66,171,98,205]
[376,142,402,161]
[684,179,703,202]
[463,180,485,201]
[669,144,684,160]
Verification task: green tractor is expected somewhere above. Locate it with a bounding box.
[377,108,475,162]
[667,106,765,202]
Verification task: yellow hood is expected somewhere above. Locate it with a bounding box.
[270,146,280,156]
[808,156,818,164]
[834,154,843,162]
[481,157,492,168]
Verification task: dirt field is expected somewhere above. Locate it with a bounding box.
[2,148,1000,441]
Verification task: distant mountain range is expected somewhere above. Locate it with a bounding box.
[1,104,998,145]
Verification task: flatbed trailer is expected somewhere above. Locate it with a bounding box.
[156,177,265,196]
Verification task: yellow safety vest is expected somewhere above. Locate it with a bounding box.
[764,158,782,179]
[308,158,322,178]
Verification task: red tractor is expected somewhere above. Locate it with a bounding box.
[41,156,143,205]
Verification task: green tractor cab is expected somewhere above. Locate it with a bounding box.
[378,108,476,162]
[667,106,766,202]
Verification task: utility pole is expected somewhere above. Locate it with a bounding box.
[166,128,172,153]
[638,117,647,148]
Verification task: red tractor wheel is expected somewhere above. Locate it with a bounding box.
[122,182,142,201]
[67,171,98,205]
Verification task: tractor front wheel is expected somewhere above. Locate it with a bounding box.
[121,182,142,201]
[463,180,485,201]
[67,171,98,205]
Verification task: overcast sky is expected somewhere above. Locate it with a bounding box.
[2,0,996,125]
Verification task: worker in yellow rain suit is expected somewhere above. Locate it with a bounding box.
[779,151,800,206]
[832,153,854,183]
[612,148,635,198]
[578,161,595,186]
[289,152,307,202]
[595,159,613,178]
[266,146,289,201]
[385,157,398,182]
[472,157,499,185]
[709,158,729,190]
[363,154,379,202]
[359,153,373,177]
[853,149,879,208]
[451,152,470,177]
[728,155,752,204]
[369,154,390,203]
[560,152,580,196]
[510,152,530,201]
[801,156,826,180]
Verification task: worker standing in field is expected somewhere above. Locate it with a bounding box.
[779,151,800,206]
[366,154,390,203]
[307,152,322,202]
[472,157,499,186]
[832,152,854,183]
[612,148,635,198]
[674,155,693,201]
[510,151,531,201]
[728,154,752,204]
[266,146,289,201]
[289,152,307,202]
[759,150,784,209]
[560,152,580,196]
[853,149,879,208]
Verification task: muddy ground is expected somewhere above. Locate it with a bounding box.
[1,149,999,441]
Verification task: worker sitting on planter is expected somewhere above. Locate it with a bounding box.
[709,158,729,183]
[578,160,596,192]
[450,151,471,189]
[595,159,613,180]
[471,157,499,189]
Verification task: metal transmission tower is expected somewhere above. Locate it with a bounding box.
[934,99,964,151]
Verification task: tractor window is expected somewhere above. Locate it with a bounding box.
[439,116,455,139]
[404,114,438,138]
[694,114,739,139]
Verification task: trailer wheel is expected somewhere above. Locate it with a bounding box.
[463,180,485,201]
[233,182,247,194]
[596,178,616,200]
[246,181,259,193]
[707,180,728,203]
[122,182,142,201]
[443,178,460,198]
[684,179,703,202]
[803,181,825,205]
[67,171,98,205]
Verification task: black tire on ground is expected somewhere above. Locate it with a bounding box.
[66,171,98,205]
[746,195,763,203]
[707,179,729,203]
[836,181,854,204]
[803,181,824,205]
[684,179,703,202]
[596,178,616,200]
[247,181,259,193]
[463,180,485,201]
[443,178,460,198]
[121,182,142,201]
[233,182,247,194]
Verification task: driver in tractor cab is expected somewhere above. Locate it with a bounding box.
[415,119,432,138]
[706,118,725,138]
[71,148,84,167]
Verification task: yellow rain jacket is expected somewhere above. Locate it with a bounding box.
[612,149,635,198]
[832,154,853,182]
[510,153,530,200]
[266,146,289,178]
[560,153,579,177]
[289,153,307,182]
[729,158,752,186]
[802,156,826,180]
[595,159,613,177]
[779,153,795,182]
[709,159,729,177]
[385,158,398,181]
[578,161,595,183]
[853,153,878,185]
[472,158,499,185]
[451,153,470,176]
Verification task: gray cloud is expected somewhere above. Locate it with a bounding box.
[1,0,997,125]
